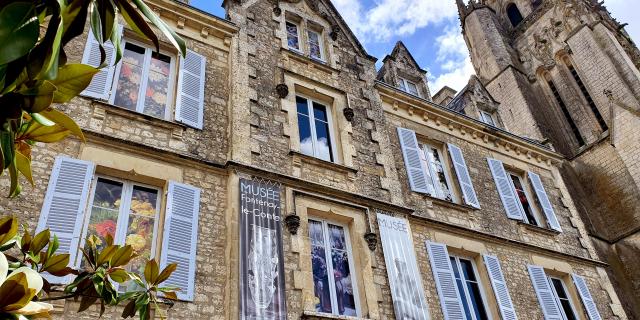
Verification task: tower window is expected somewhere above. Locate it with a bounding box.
[567,64,608,132]
[547,80,585,147]
[506,3,524,27]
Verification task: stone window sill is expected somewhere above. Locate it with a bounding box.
[302,311,372,320]
[283,48,338,75]
[89,99,192,132]
[291,151,357,177]
[518,221,560,236]
[417,192,478,212]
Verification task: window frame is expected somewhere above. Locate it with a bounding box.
[450,255,492,320]
[548,276,580,320]
[308,218,362,317]
[286,20,303,53]
[421,142,458,202]
[75,175,162,269]
[306,28,325,62]
[399,77,420,97]
[109,37,178,121]
[506,170,545,227]
[296,94,338,163]
[480,111,496,127]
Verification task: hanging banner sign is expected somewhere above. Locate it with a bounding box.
[239,179,287,320]
[377,212,430,320]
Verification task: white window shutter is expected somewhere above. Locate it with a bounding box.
[160,181,201,301]
[527,172,562,232]
[175,49,206,129]
[483,255,517,320]
[447,143,480,208]
[571,274,602,320]
[527,265,563,320]
[426,241,465,320]
[80,26,121,100]
[397,127,434,194]
[487,158,524,220]
[36,156,95,284]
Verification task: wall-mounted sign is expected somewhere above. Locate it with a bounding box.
[377,212,430,320]
[240,179,287,320]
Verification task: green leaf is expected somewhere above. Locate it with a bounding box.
[61,0,89,45]
[15,150,34,186]
[121,299,136,318]
[110,245,134,267]
[30,229,50,254]
[96,244,117,266]
[31,113,56,127]
[0,130,14,170]
[117,0,159,51]
[0,3,39,65]
[143,259,159,285]
[24,124,71,143]
[51,63,99,103]
[130,0,186,57]
[28,7,63,80]
[19,228,31,253]
[47,234,60,258]
[18,81,57,113]
[43,254,69,273]
[89,1,107,67]
[0,217,18,247]
[109,268,130,283]
[155,263,176,286]
[162,291,178,301]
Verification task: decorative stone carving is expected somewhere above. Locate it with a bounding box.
[329,25,340,41]
[343,107,354,122]
[273,5,282,16]
[284,214,300,235]
[276,83,289,99]
[364,232,377,251]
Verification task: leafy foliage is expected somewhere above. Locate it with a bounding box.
[0,0,186,197]
[0,215,179,319]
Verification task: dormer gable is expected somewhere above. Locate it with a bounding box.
[447,75,503,127]
[377,41,432,101]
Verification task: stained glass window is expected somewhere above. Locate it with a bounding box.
[286,21,300,51]
[309,219,358,317]
[296,96,334,162]
[112,41,174,119]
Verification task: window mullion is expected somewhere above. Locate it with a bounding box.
[137,49,153,113]
[308,99,319,158]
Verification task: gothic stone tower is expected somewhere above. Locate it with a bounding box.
[458,0,640,317]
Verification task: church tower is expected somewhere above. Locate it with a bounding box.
[458,0,640,318]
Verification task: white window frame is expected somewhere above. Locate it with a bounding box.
[548,276,580,320]
[308,218,361,317]
[75,176,162,270]
[306,28,325,62]
[286,20,303,53]
[399,77,420,97]
[450,255,493,320]
[506,171,544,227]
[109,38,177,121]
[296,94,338,163]
[422,143,457,202]
[480,111,496,126]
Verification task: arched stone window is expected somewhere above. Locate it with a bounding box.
[506,3,524,27]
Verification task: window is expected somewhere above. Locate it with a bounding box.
[567,64,608,132]
[286,21,301,52]
[308,219,359,317]
[480,111,496,126]
[547,80,585,146]
[450,256,490,320]
[81,177,161,291]
[507,172,540,227]
[399,78,420,97]
[296,96,335,162]
[307,29,324,61]
[111,41,176,120]
[506,3,524,27]
[423,144,455,202]
[549,277,578,320]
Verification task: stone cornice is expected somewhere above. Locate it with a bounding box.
[147,0,238,40]
[375,81,564,168]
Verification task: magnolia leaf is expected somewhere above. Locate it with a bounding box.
[143,259,159,285]
[20,229,31,254]
[50,64,99,103]
[42,254,69,273]
[0,130,15,170]
[77,291,98,313]
[28,7,63,80]
[46,234,59,258]
[24,124,71,143]
[117,0,159,52]
[15,150,34,186]
[121,299,136,318]
[155,263,176,286]
[0,217,17,247]
[0,3,39,65]
[96,244,117,266]
[131,0,186,57]
[8,161,20,198]
[61,0,89,45]
[30,229,50,255]
[110,245,134,267]
[31,113,56,127]
[162,291,178,301]
[18,81,57,113]
[0,276,35,311]
[109,269,130,283]
[39,108,85,141]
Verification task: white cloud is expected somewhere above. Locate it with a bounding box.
[331,0,457,42]
[430,25,474,93]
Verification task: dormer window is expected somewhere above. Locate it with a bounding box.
[307,29,324,61]
[399,78,420,97]
[286,21,301,52]
[480,110,496,126]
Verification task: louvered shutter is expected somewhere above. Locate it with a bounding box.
[36,156,94,284]
[426,241,464,320]
[80,27,121,100]
[487,158,524,220]
[483,255,517,320]
[527,265,563,320]
[397,127,434,194]
[175,50,206,129]
[527,172,562,232]
[447,144,480,208]
[571,274,602,320]
[160,181,201,301]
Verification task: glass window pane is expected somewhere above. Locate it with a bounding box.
[286,22,299,50]
[298,116,313,157]
[328,224,356,317]
[399,79,407,91]
[313,103,328,122]
[86,178,124,249]
[407,82,419,96]
[551,279,577,320]
[460,259,477,282]
[426,146,453,201]
[314,120,333,162]
[509,174,538,226]
[466,282,489,320]
[142,52,171,119]
[297,96,309,115]
[113,43,145,111]
[308,30,322,59]
[309,220,332,313]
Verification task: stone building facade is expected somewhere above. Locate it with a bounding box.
[0,0,631,319]
[455,0,640,318]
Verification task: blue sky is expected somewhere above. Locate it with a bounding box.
[189,0,640,95]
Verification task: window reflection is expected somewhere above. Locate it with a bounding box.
[508,173,538,226]
[296,96,335,162]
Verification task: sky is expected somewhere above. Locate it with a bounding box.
[189,0,640,95]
